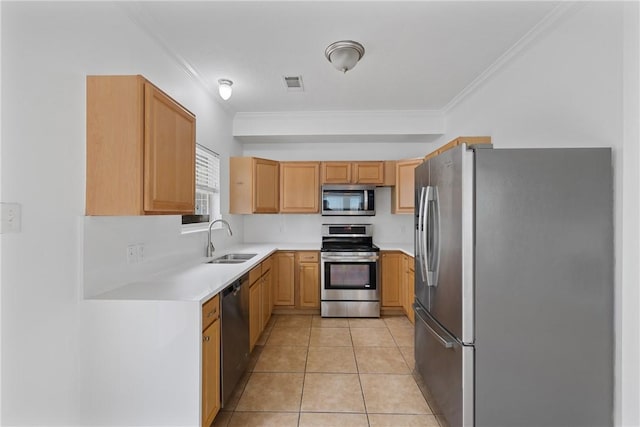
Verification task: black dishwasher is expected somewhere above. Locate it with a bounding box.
[221,274,250,406]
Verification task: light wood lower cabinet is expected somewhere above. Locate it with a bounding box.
[262,269,272,328]
[249,276,262,352]
[296,252,320,309]
[273,252,295,306]
[249,257,274,352]
[272,251,319,310]
[382,251,415,323]
[402,254,415,324]
[202,295,220,427]
[381,252,403,307]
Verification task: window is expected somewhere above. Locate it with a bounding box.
[182,144,220,225]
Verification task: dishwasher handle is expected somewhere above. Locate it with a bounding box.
[222,274,248,298]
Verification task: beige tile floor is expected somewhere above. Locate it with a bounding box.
[212,314,441,427]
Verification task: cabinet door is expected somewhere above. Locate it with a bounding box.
[353,162,384,184]
[202,318,220,427]
[249,280,262,352]
[299,262,320,308]
[381,252,402,307]
[143,82,196,214]
[273,252,295,306]
[321,162,351,184]
[254,159,279,213]
[280,162,320,213]
[262,270,272,327]
[400,255,409,315]
[407,267,415,324]
[392,159,423,214]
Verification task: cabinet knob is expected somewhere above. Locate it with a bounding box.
[203,336,210,342]
[207,309,217,318]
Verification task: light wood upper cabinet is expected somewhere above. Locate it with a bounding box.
[321,161,385,185]
[273,252,295,306]
[321,162,352,184]
[230,157,279,214]
[391,158,423,214]
[353,162,385,184]
[202,295,220,427]
[86,75,196,215]
[280,162,320,213]
[424,136,492,160]
[381,251,402,308]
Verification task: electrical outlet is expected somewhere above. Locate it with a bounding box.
[126,245,138,264]
[136,244,145,262]
[0,203,22,234]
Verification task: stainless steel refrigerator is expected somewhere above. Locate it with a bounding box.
[414,144,613,427]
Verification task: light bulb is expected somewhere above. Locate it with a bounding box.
[325,41,365,74]
[329,48,360,73]
[218,79,233,100]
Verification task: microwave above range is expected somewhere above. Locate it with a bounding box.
[321,185,375,216]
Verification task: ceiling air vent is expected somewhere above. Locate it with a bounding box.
[283,75,304,92]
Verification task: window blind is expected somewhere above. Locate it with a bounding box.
[195,145,220,193]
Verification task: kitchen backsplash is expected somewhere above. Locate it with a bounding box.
[243,187,414,245]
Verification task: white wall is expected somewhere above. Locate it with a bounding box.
[439,3,639,425]
[1,3,238,425]
[242,140,435,245]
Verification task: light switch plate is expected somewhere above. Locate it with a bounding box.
[1,202,22,234]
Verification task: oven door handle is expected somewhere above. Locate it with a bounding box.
[321,256,379,262]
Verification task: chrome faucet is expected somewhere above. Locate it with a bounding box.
[207,219,233,257]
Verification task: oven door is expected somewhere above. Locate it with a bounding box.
[321,253,380,301]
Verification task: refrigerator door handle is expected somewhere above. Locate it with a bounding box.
[415,305,455,349]
[425,186,441,287]
[429,186,441,287]
[417,186,427,283]
[423,186,433,286]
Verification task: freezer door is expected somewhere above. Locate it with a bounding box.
[414,303,473,427]
[425,144,474,343]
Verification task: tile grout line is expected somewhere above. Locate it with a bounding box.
[350,324,372,426]
[214,315,431,426]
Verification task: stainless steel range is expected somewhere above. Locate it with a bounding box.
[320,224,380,317]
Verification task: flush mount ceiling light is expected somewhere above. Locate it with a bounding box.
[324,40,365,73]
[218,79,233,100]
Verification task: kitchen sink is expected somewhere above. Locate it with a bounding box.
[207,253,257,264]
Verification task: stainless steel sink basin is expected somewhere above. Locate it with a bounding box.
[207,253,257,264]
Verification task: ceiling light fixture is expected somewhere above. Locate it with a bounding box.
[218,79,233,100]
[324,40,365,73]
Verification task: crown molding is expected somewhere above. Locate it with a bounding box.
[116,2,222,104]
[443,2,580,113]
[118,1,576,137]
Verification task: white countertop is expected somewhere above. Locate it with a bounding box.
[91,242,412,304]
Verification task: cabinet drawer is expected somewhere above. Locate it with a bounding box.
[202,294,220,331]
[249,265,262,286]
[298,251,319,262]
[261,256,273,273]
